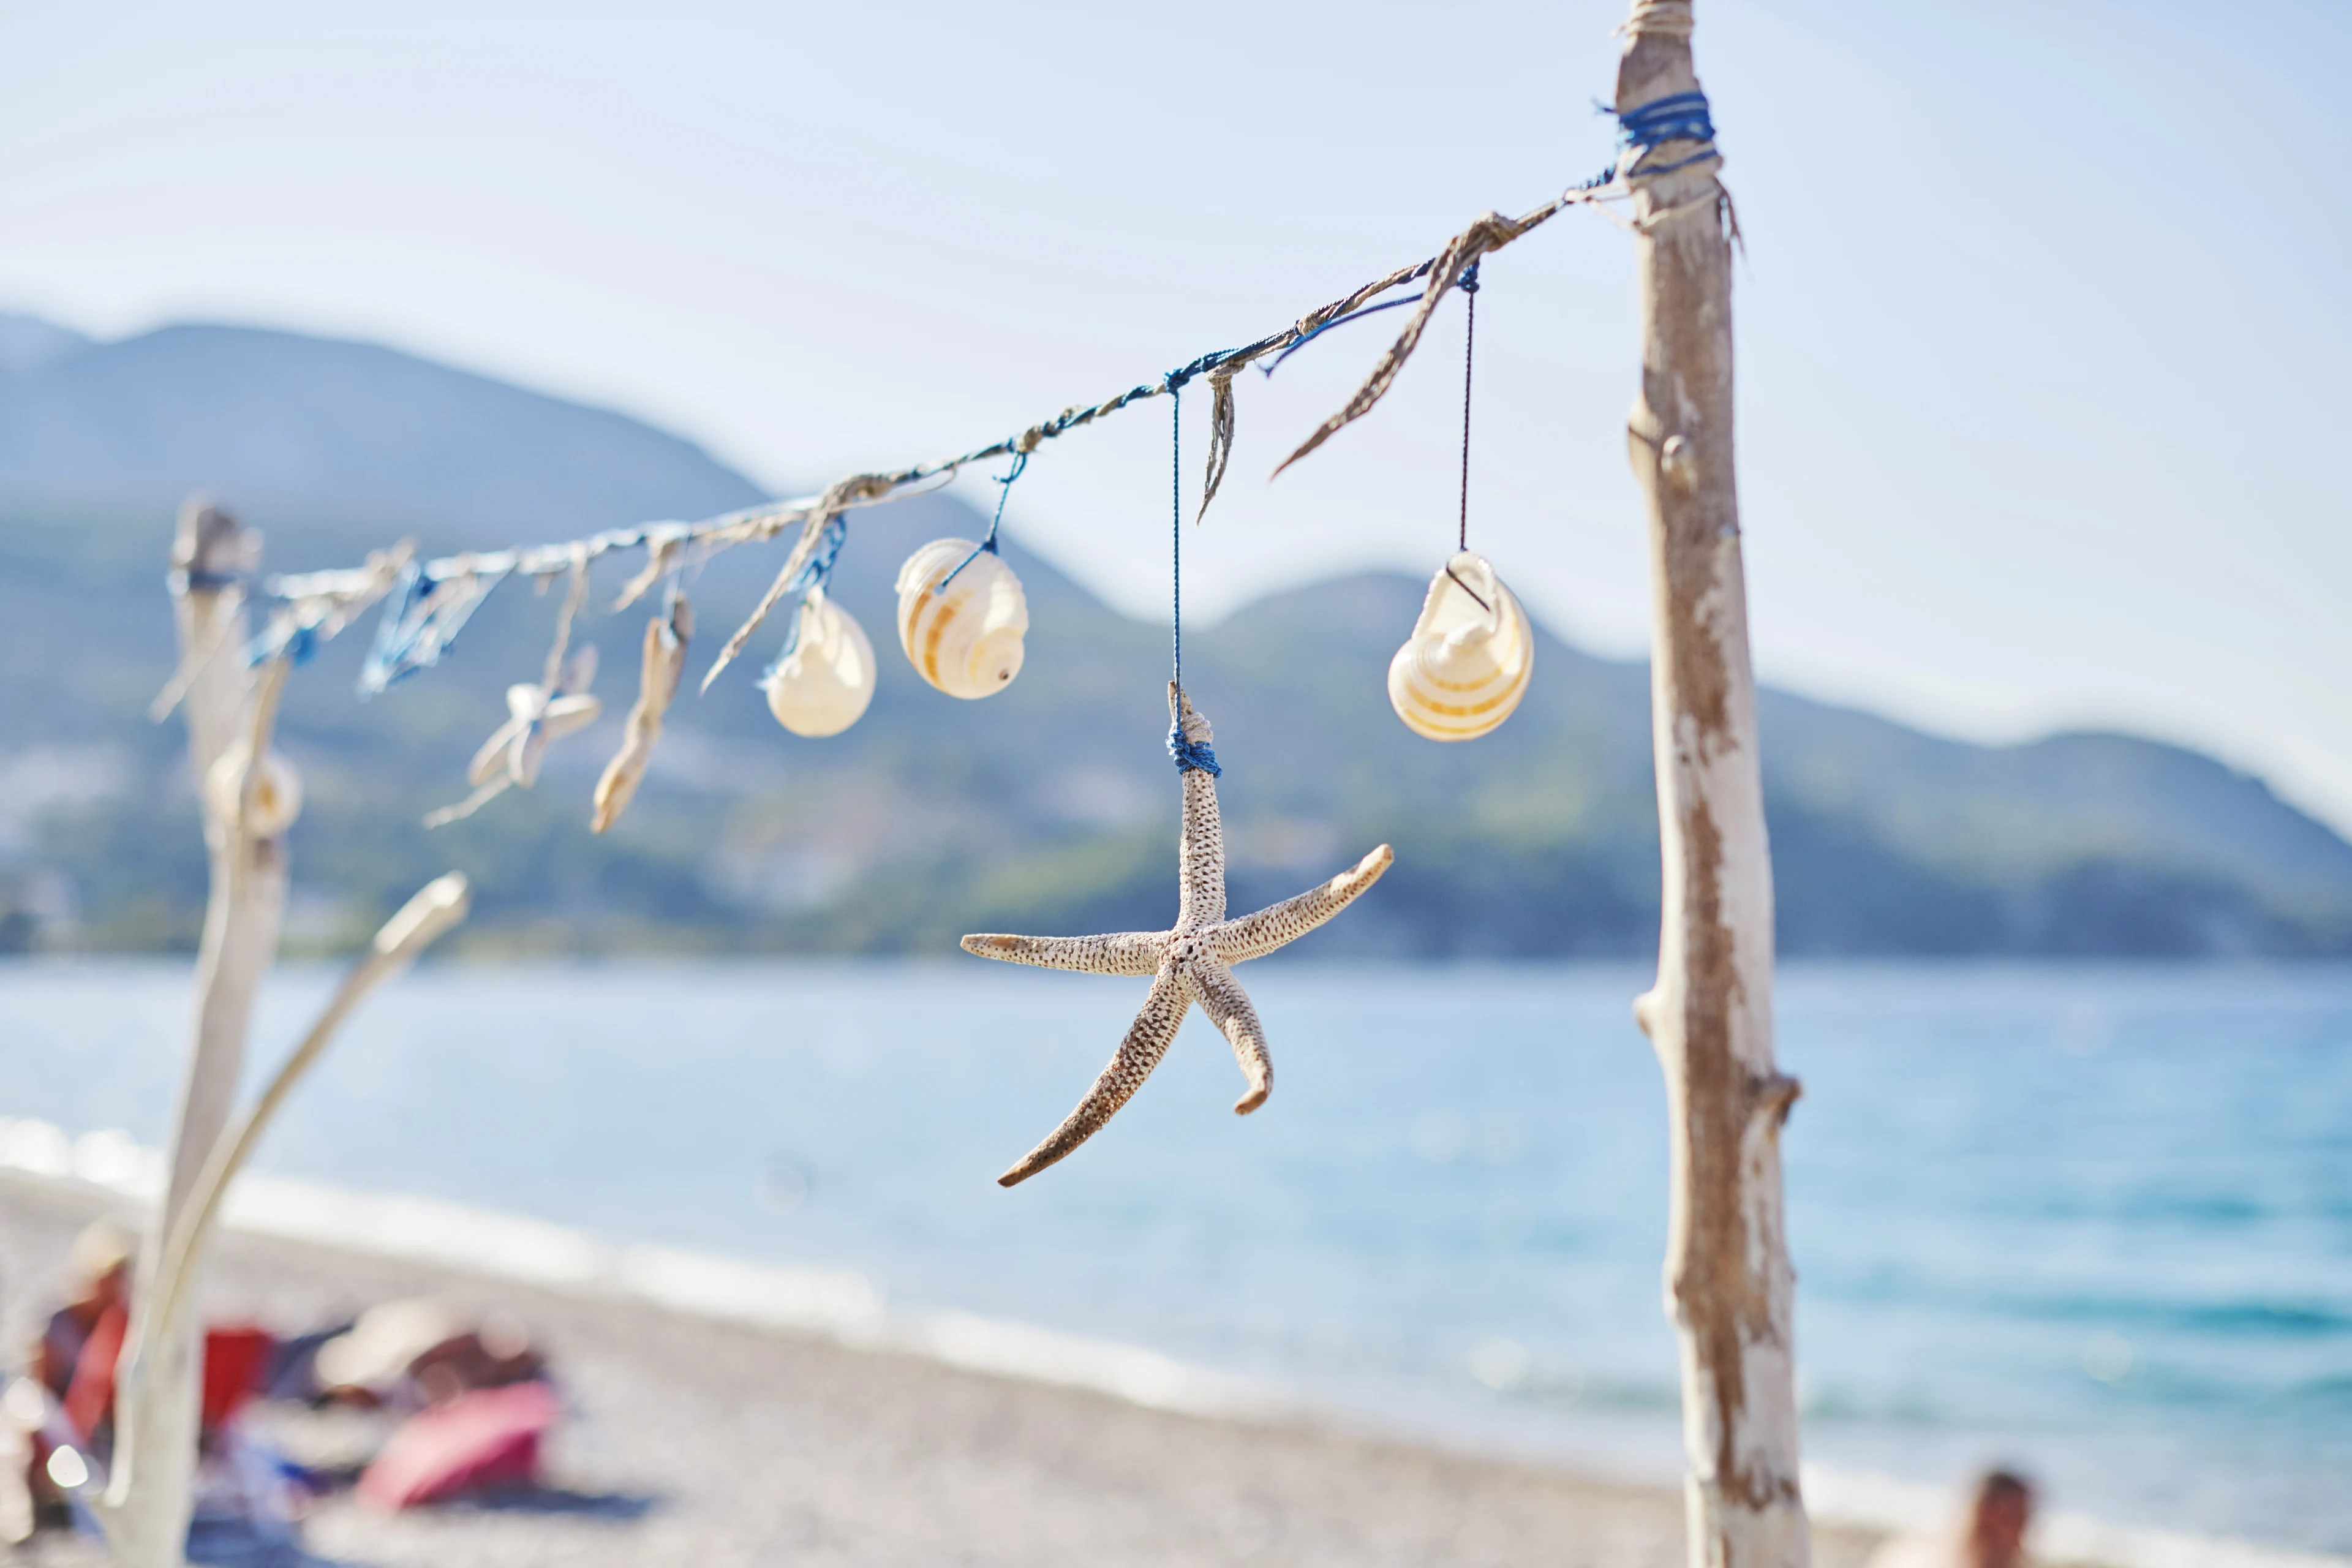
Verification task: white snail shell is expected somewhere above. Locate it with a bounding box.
[894,540,1028,699]
[203,744,304,837]
[763,588,875,738]
[1387,551,1534,742]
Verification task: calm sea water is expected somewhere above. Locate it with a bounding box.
[2,959,2346,1553]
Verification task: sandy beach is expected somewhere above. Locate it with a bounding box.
[0,1174,1887,1568]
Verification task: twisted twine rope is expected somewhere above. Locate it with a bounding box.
[264,172,1634,693]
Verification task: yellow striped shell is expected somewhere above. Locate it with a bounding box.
[763,588,875,738]
[1387,552,1534,742]
[894,540,1028,699]
[203,743,304,837]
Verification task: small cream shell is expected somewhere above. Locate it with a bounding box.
[763,589,875,738]
[1387,551,1534,742]
[203,744,304,837]
[894,540,1028,700]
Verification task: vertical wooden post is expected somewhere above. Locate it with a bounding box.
[1615,6,1811,1567]
[102,500,293,1566]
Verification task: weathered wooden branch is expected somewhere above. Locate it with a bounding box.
[134,873,472,1370]
[1615,6,1811,1567]
[98,503,293,1567]
[97,506,474,1567]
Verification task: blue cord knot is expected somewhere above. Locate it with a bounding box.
[1167,723,1221,776]
[1568,88,1722,191]
[1616,88,1719,179]
[359,559,511,695]
[761,513,851,673]
[1458,259,1481,295]
[940,448,1026,589]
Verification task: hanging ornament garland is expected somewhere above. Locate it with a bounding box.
[959,378,1394,1186]
[256,175,1629,844]
[1387,262,1536,742]
[895,449,1031,699]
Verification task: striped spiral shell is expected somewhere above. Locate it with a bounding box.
[203,744,304,838]
[1387,551,1534,742]
[894,540,1028,700]
[763,588,875,738]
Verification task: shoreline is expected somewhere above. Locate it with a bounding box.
[0,1119,2342,1568]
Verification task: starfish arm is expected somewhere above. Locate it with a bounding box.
[543,693,603,731]
[1177,769,1227,926]
[960,931,1166,976]
[1214,844,1395,964]
[424,774,512,829]
[999,962,1189,1186]
[1189,957,1272,1114]
[467,718,525,786]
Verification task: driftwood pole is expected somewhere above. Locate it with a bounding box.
[101,500,294,1566]
[123,872,471,1422]
[1614,6,1811,1566]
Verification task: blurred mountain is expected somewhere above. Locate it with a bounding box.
[2,312,2346,959]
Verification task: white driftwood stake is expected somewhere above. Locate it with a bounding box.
[130,874,472,1392]
[99,503,293,1567]
[1615,6,1811,1566]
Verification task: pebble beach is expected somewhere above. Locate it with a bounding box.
[0,1175,1887,1568]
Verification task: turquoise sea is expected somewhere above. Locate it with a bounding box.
[2,960,2347,1556]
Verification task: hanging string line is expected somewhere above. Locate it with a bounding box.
[1171,380,1182,694]
[1458,261,1479,552]
[1444,260,1493,614]
[1257,290,1424,378]
[238,97,1721,698]
[260,181,1606,611]
[939,448,1027,589]
[1164,377,1221,777]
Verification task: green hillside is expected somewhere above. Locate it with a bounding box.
[2,314,2346,958]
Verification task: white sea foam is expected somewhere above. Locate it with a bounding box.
[1,1115,2340,1568]
[0,1117,1273,1427]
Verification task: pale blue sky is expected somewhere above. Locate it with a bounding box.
[3,1,2346,828]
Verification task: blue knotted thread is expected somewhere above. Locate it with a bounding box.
[1164,374,1221,777]
[940,448,1027,590]
[244,612,318,668]
[358,560,511,695]
[1608,88,1719,183]
[760,512,850,674]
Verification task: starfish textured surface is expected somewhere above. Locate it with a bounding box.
[963,684,1393,1186]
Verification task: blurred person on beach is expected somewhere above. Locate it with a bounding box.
[309,1298,546,1411]
[34,1218,132,1415]
[308,1299,563,1510]
[9,1218,136,1530]
[1868,1469,2036,1568]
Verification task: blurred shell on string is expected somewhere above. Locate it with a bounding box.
[763,588,876,738]
[894,540,1028,700]
[1387,551,1534,742]
[204,744,304,837]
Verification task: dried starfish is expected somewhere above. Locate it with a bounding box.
[424,647,602,827]
[963,684,1393,1186]
[428,552,603,828]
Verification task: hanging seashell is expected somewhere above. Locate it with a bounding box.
[203,743,304,839]
[763,587,875,737]
[894,540,1028,699]
[1387,551,1534,742]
